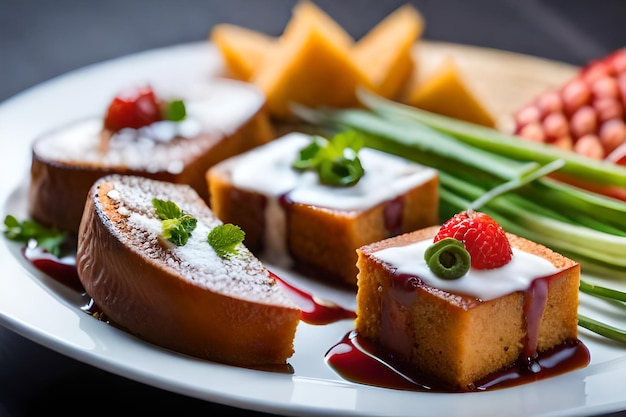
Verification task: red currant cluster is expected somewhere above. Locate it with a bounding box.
[514,48,626,165]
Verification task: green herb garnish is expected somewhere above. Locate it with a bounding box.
[424,238,470,280]
[152,198,197,246]
[207,223,245,259]
[164,99,186,122]
[293,130,365,187]
[3,215,67,257]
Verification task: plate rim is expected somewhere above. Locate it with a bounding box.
[0,40,625,417]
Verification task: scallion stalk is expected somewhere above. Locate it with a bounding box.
[578,315,626,343]
[356,88,626,188]
[293,97,626,344]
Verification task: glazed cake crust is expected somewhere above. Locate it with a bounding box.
[355,226,580,390]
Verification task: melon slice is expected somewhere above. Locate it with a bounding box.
[406,56,496,127]
[253,1,372,120]
[210,23,276,82]
[352,4,425,99]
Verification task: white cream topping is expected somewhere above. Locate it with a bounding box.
[33,79,264,173]
[373,239,558,300]
[229,132,438,209]
[221,132,437,262]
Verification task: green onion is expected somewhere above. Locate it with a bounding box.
[356,88,626,188]
[580,280,626,302]
[578,315,626,343]
[424,238,470,280]
[293,93,626,344]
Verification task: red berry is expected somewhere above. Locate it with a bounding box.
[433,211,512,270]
[103,86,162,132]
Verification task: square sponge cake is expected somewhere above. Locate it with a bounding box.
[207,132,439,286]
[354,225,581,390]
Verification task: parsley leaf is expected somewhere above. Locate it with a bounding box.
[292,130,365,187]
[207,224,245,259]
[3,215,68,257]
[152,198,197,246]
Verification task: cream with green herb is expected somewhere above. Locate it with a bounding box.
[207,131,439,285]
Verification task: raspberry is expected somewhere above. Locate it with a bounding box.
[103,86,162,133]
[433,211,512,270]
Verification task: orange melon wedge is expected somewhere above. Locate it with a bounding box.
[210,23,276,82]
[406,56,496,127]
[352,4,425,99]
[253,1,372,120]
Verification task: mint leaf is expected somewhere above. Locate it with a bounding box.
[152,198,183,219]
[152,199,197,246]
[207,224,245,259]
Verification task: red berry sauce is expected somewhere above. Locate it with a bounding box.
[326,271,590,392]
[22,246,589,390]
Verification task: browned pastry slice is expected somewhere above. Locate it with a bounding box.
[76,174,300,367]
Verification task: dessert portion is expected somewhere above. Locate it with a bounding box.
[29,80,274,235]
[207,131,439,285]
[354,210,581,390]
[76,174,300,367]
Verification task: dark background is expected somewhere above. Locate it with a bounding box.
[1,1,625,416]
[3,0,626,104]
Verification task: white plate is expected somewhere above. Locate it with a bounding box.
[1,41,626,417]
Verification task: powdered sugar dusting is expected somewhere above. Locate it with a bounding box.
[33,79,265,172]
[101,175,295,307]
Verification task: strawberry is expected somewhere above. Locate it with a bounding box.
[433,210,512,270]
[103,86,163,133]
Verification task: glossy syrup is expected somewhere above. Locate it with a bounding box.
[326,272,590,392]
[23,248,355,326]
[325,330,589,392]
[23,248,589,391]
